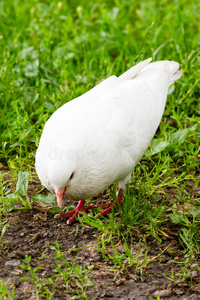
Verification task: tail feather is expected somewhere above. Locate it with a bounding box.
[170,70,183,85]
[118,58,152,81]
[119,59,182,86]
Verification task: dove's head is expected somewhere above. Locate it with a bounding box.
[48,155,76,208]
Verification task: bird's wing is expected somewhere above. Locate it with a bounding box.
[88,61,179,165]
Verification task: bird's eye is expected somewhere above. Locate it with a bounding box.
[69,172,74,180]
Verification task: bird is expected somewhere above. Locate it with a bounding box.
[35,58,182,224]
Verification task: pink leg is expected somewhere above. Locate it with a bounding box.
[54,188,124,224]
[98,188,124,216]
[54,200,86,224]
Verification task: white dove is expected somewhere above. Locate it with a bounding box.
[35,58,182,224]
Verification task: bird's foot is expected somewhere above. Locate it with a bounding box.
[54,200,87,224]
[54,188,124,224]
[54,200,112,224]
[97,188,124,216]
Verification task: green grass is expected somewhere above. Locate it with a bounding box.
[0,279,15,300]
[0,0,200,298]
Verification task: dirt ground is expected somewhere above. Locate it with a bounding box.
[1,170,200,299]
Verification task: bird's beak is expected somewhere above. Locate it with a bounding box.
[54,186,69,208]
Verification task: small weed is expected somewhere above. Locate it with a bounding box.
[51,242,94,299]
[0,171,31,212]
[19,242,94,299]
[0,280,15,300]
[20,255,54,300]
[0,175,10,250]
[15,171,31,209]
[0,218,8,251]
[163,209,200,287]
[170,209,200,257]
[150,296,160,300]
[164,259,199,288]
[95,228,153,278]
